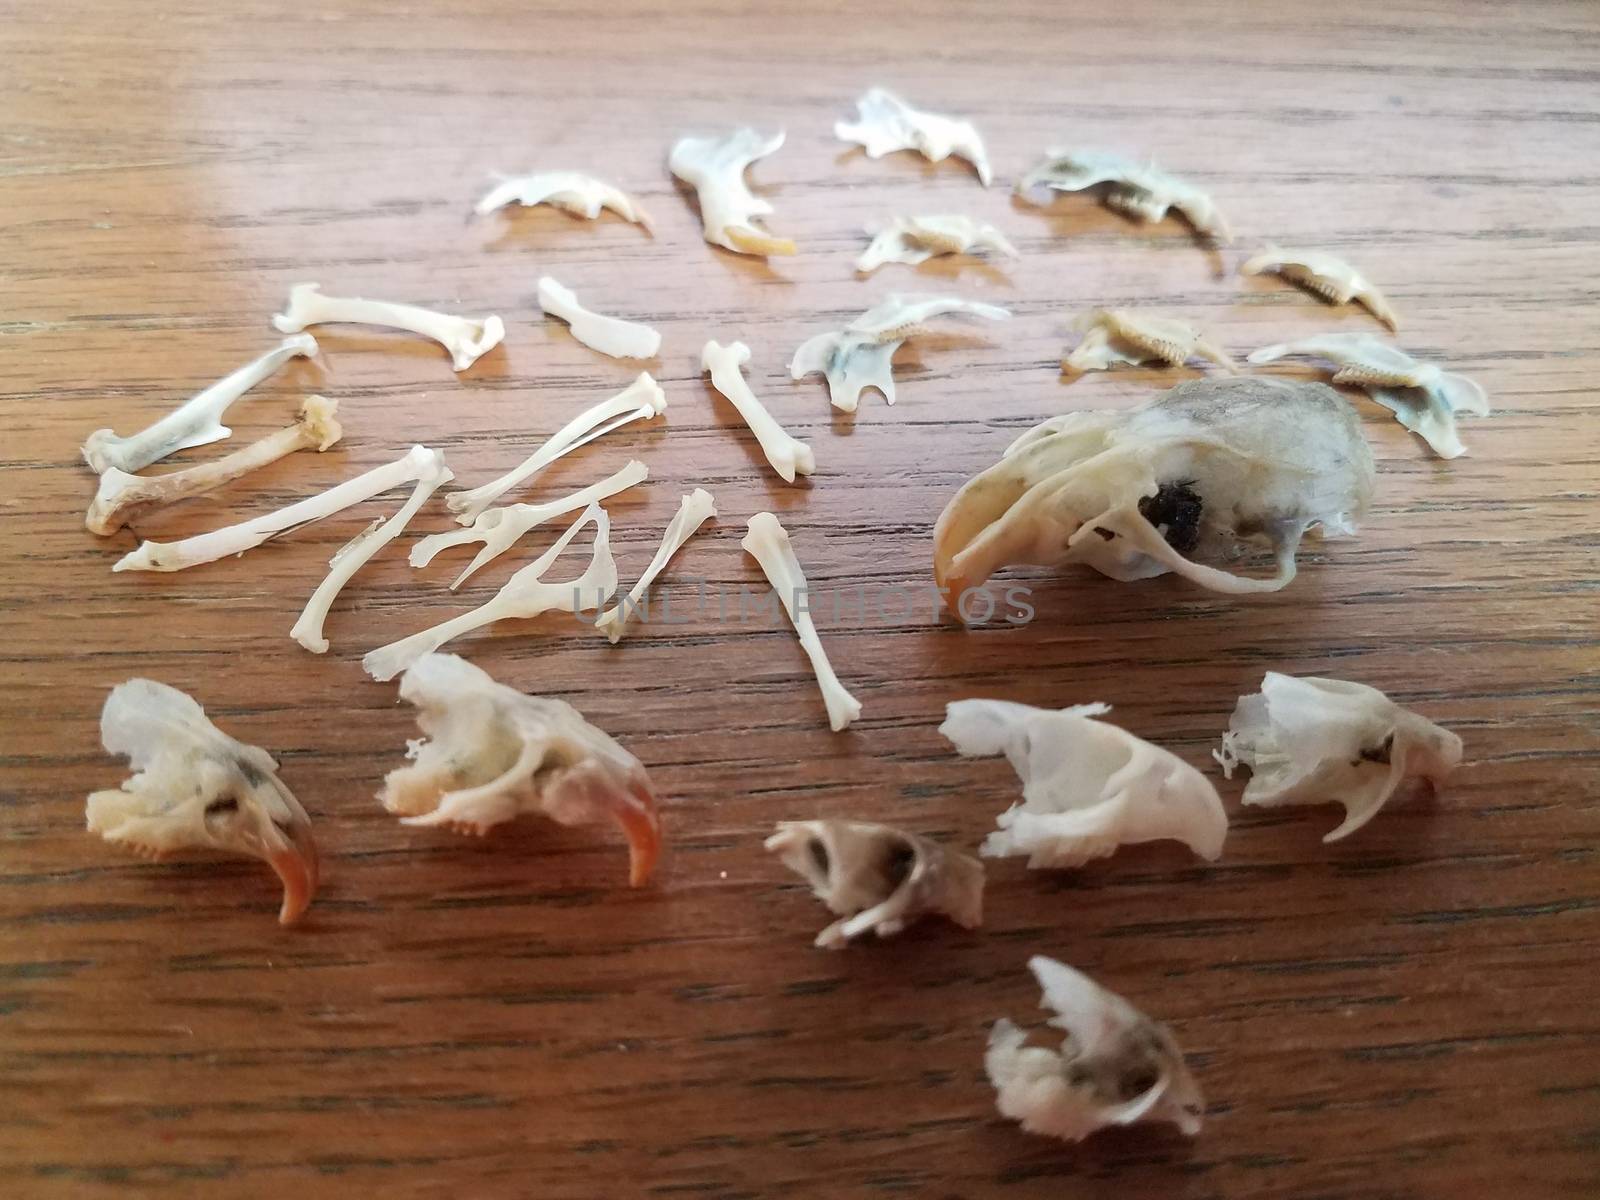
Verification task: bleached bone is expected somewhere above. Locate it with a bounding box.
[790,293,1011,413]
[380,654,661,886]
[81,334,319,474]
[595,488,717,643]
[115,444,445,573]
[668,128,796,256]
[87,679,318,925]
[1247,332,1486,458]
[290,448,454,654]
[741,512,861,732]
[1017,149,1232,243]
[986,956,1204,1143]
[413,460,647,589]
[1216,672,1463,842]
[447,373,666,523]
[702,340,814,483]
[475,171,653,229]
[272,283,504,371]
[856,214,1018,273]
[86,396,343,536]
[1241,246,1398,330]
[1064,309,1237,373]
[362,503,618,682]
[941,699,1227,867]
[765,819,984,949]
[836,88,992,186]
[537,276,661,360]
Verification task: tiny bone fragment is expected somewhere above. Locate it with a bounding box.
[475,170,653,229]
[1064,309,1237,373]
[702,340,814,483]
[741,512,861,732]
[87,679,319,925]
[86,395,343,536]
[537,275,661,360]
[836,88,992,186]
[291,448,454,654]
[1216,672,1463,842]
[379,653,662,886]
[446,373,666,524]
[986,956,1203,1143]
[764,819,984,949]
[114,444,445,573]
[595,488,717,644]
[1016,149,1231,244]
[272,283,504,371]
[856,214,1018,274]
[668,128,796,256]
[1240,246,1398,330]
[790,293,1011,413]
[81,334,319,475]
[940,699,1227,867]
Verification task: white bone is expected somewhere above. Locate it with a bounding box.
[272,283,504,371]
[290,448,453,654]
[741,512,861,732]
[836,89,992,186]
[475,170,653,229]
[81,335,319,474]
[1017,149,1232,243]
[856,214,1018,273]
[595,488,717,643]
[702,341,814,483]
[537,276,661,360]
[362,503,617,682]
[1241,245,1398,329]
[86,396,343,536]
[446,373,666,523]
[114,444,443,573]
[1064,309,1237,373]
[668,128,796,256]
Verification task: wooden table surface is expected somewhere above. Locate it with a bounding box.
[4,1,1598,1196]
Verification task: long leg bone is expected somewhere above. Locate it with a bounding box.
[475,171,653,230]
[669,128,796,257]
[537,276,661,360]
[595,489,717,643]
[272,283,504,372]
[835,89,992,186]
[702,341,814,484]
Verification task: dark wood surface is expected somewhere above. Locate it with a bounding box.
[3,2,1598,1196]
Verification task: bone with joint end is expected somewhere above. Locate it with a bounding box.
[271,283,504,372]
[836,89,992,186]
[741,512,861,732]
[537,276,661,360]
[81,335,319,475]
[475,171,653,229]
[86,396,343,536]
[1241,246,1399,330]
[668,129,796,256]
[114,444,443,573]
[596,489,717,643]
[856,214,1018,273]
[702,341,814,483]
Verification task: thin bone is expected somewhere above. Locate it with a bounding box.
[475,170,653,229]
[272,283,504,371]
[81,335,319,474]
[1241,246,1398,330]
[537,276,661,360]
[836,89,992,186]
[702,341,814,483]
[856,214,1018,273]
[595,489,717,643]
[668,128,796,256]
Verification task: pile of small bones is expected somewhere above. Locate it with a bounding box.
[82,88,1474,1144]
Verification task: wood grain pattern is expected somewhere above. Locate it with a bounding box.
[3,1,1598,1196]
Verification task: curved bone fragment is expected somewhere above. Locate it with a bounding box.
[836,88,992,186]
[942,699,1226,867]
[447,373,666,523]
[1065,309,1236,373]
[537,276,661,360]
[272,283,504,371]
[413,459,647,589]
[790,293,1011,413]
[765,819,984,949]
[596,489,717,643]
[1216,672,1463,842]
[290,448,454,654]
[86,396,343,536]
[668,128,796,256]
[702,340,814,483]
[87,679,319,925]
[1241,246,1398,330]
[741,512,861,732]
[380,653,661,886]
[1247,332,1486,458]
[115,444,445,573]
[856,214,1018,274]
[1017,149,1231,243]
[362,503,617,682]
[933,376,1375,607]
[475,170,652,229]
[81,335,319,474]
[986,956,1203,1142]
